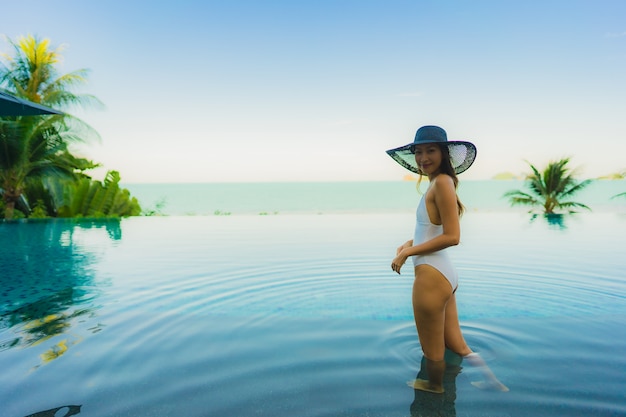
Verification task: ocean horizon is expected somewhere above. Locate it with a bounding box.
[122,180,626,216]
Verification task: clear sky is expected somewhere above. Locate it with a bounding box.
[2,0,625,183]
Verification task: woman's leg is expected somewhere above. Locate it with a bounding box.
[443,293,472,356]
[408,265,452,393]
[464,353,509,391]
[444,293,509,392]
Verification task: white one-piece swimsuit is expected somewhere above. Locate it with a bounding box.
[412,196,459,291]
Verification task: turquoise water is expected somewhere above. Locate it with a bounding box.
[125,180,626,215]
[1,188,626,416]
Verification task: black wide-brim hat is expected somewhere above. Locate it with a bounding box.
[386,125,477,175]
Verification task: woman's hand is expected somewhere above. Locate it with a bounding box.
[391,248,409,275]
[396,240,412,255]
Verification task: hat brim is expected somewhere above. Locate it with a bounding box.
[386,141,477,175]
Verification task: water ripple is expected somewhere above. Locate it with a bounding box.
[3,214,626,417]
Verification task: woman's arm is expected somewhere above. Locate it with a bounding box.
[397,239,414,255]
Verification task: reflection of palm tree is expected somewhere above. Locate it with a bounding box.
[530,213,567,230]
[0,220,119,366]
[503,158,591,214]
[40,339,69,363]
[7,300,91,347]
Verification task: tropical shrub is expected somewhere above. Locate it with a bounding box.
[52,171,141,218]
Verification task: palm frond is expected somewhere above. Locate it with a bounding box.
[561,179,592,198]
[503,189,539,207]
[556,201,591,212]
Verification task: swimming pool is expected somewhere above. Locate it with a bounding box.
[1,212,625,416]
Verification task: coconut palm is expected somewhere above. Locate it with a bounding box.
[0,35,102,219]
[0,35,102,113]
[504,158,592,214]
[0,117,92,218]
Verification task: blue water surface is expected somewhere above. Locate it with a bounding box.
[1,212,625,417]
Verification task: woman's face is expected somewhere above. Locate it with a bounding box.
[413,144,442,176]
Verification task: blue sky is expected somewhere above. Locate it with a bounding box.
[2,0,625,182]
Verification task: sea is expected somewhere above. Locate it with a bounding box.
[122,180,626,216]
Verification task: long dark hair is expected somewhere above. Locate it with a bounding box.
[416,144,465,216]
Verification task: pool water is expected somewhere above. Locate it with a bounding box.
[1,213,625,417]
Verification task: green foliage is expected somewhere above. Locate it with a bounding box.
[0,35,103,115]
[0,118,78,218]
[53,170,141,218]
[503,158,592,214]
[0,35,102,219]
[29,199,50,218]
[142,197,167,216]
[0,198,25,219]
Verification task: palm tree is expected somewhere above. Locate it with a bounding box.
[0,35,102,113]
[0,35,102,219]
[504,158,592,214]
[0,119,80,218]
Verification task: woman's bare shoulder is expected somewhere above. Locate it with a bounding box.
[432,174,455,189]
[430,175,457,205]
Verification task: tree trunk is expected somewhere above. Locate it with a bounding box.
[4,200,15,220]
[2,186,22,220]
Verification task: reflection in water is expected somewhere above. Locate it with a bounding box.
[0,219,120,367]
[24,405,82,417]
[530,213,567,229]
[410,350,462,417]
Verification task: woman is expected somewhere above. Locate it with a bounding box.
[387,125,507,394]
